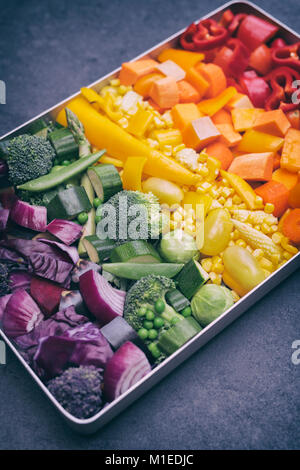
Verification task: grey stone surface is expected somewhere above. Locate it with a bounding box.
[0,0,299,450]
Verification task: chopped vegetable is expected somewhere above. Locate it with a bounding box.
[2,289,42,339]
[46,219,82,245]
[158,316,201,355]
[228,152,274,182]
[48,127,79,163]
[46,186,92,221]
[103,262,183,280]
[11,199,47,232]
[191,284,234,326]
[159,229,198,263]
[176,258,209,299]
[88,164,122,203]
[30,277,64,317]
[282,209,300,244]
[255,180,289,217]
[110,240,161,264]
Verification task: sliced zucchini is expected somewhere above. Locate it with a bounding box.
[49,127,79,162]
[110,240,161,264]
[176,258,209,299]
[87,164,122,203]
[83,235,115,263]
[27,118,48,138]
[158,316,202,355]
[166,289,190,313]
[102,262,183,280]
[46,186,92,220]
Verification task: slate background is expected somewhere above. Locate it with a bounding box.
[0,0,299,450]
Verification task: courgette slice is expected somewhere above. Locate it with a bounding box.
[83,235,116,263]
[88,164,122,202]
[46,186,92,221]
[176,258,209,299]
[166,289,190,313]
[27,118,48,139]
[158,316,202,355]
[49,128,79,162]
[110,240,161,264]
[102,262,183,280]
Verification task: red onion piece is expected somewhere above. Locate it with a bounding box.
[0,294,12,321]
[11,200,47,232]
[46,219,82,246]
[0,209,9,231]
[2,289,43,338]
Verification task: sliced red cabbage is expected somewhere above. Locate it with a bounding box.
[0,246,26,264]
[11,200,47,232]
[0,209,9,231]
[46,219,82,246]
[2,289,43,338]
[79,269,126,325]
[104,341,151,401]
[29,252,73,284]
[37,238,79,265]
[34,322,113,379]
[30,277,65,317]
[9,271,32,291]
[71,259,100,284]
[0,294,12,321]
[59,290,89,317]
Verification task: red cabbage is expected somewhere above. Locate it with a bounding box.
[104,341,151,401]
[30,277,65,317]
[2,289,43,338]
[0,294,12,321]
[29,252,73,284]
[79,270,126,325]
[59,290,89,317]
[71,259,100,284]
[46,219,82,246]
[34,322,113,379]
[11,200,47,232]
[37,238,79,265]
[9,271,32,291]
[0,209,9,231]
[0,246,26,264]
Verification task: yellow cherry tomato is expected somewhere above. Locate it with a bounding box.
[201,208,233,256]
[142,177,184,206]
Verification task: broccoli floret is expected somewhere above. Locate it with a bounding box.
[97,190,163,242]
[124,275,182,331]
[0,263,11,296]
[7,134,55,186]
[16,190,46,207]
[47,366,103,419]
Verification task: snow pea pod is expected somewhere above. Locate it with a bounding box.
[17,149,106,192]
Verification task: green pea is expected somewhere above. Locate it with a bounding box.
[62,160,71,166]
[182,306,192,317]
[148,342,161,359]
[148,329,158,340]
[154,299,165,314]
[95,215,101,224]
[137,306,147,317]
[153,317,164,329]
[138,328,148,340]
[143,320,153,330]
[77,212,89,225]
[171,317,181,325]
[93,197,102,208]
[146,310,155,321]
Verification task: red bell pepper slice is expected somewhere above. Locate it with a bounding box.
[264,66,300,112]
[249,44,272,75]
[271,38,287,50]
[237,15,279,51]
[180,19,227,52]
[227,13,247,36]
[239,71,271,108]
[272,42,300,72]
[219,9,235,28]
[213,38,249,78]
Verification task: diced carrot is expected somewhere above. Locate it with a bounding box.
[285,110,300,129]
[148,99,166,114]
[196,63,227,98]
[149,76,179,109]
[288,182,300,208]
[185,66,210,99]
[156,60,186,82]
[272,168,298,190]
[255,180,289,217]
[231,108,264,132]
[212,109,232,125]
[281,128,300,173]
[158,48,204,71]
[182,116,220,151]
[216,123,242,147]
[253,109,291,137]
[282,208,300,244]
[273,153,281,170]
[119,59,158,86]
[249,44,272,75]
[225,93,254,111]
[171,103,202,131]
[177,80,200,103]
[228,152,274,181]
[205,142,234,170]
[134,73,164,97]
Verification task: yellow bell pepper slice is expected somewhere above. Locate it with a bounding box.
[100,155,124,167]
[122,156,147,191]
[195,202,205,250]
[81,87,122,122]
[220,170,261,210]
[237,129,284,153]
[197,87,237,116]
[183,191,212,216]
[127,108,153,138]
[158,48,204,72]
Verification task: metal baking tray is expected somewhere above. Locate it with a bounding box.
[1,1,299,434]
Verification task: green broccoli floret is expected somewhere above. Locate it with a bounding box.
[47,366,103,419]
[7,134,55,186]
[16,190,46,207]
[124,275,182,331]
[97,190,163,243]
[0,263,11,296]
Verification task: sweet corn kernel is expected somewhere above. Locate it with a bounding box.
[118,85,128,95]
[232,195,242,205]
[255,195,264,205]
[218,196,226,205]
[264,203,275,214]
[238,202,247,210]
[270,224,278,233]
[110,78,120,87]
[253,249,264,260]
[209,187,219,199]
[246,245,253,254]
[209,272,217,282]
[270,253,281,266]
[259,257,274,271]
[221,187,234,198]
[201,259,213,272]
[272,233,282,245]
[231,290,240,302]
[236,239,247,248]
[173,144,185,154]
[281,240,298,254]
[213,263,224,274]
[228,240,235,247]
[262,269,271,278]
[283,251,292,260]
[199,166,210,177]
[224,198,233,209]
[261,223,271,234]
[254,225,261,231]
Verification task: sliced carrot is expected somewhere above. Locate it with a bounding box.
[134,73,164,97]
[288,182,300,208]
[285,110,300,129]
[255,180,289,217]
[272,168,298,190]
[196,63,227,98]
[228,152,274,181]
[205,142,234,170]
[149,76,179,109]
[231,108,264,132]
[171,103,202,131]
[211,109,232,125]
[185,66,210,99]
[253,109,291,137]
[182,116,220,151]
[158,48,204,71]
[282,208,300,244]
[119,59,158,85]
[177,80,200,103]
[216,123,242,147]
[273,153,281,170]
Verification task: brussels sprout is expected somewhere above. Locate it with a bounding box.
[191,284,234,327]
[159,229,198,264]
